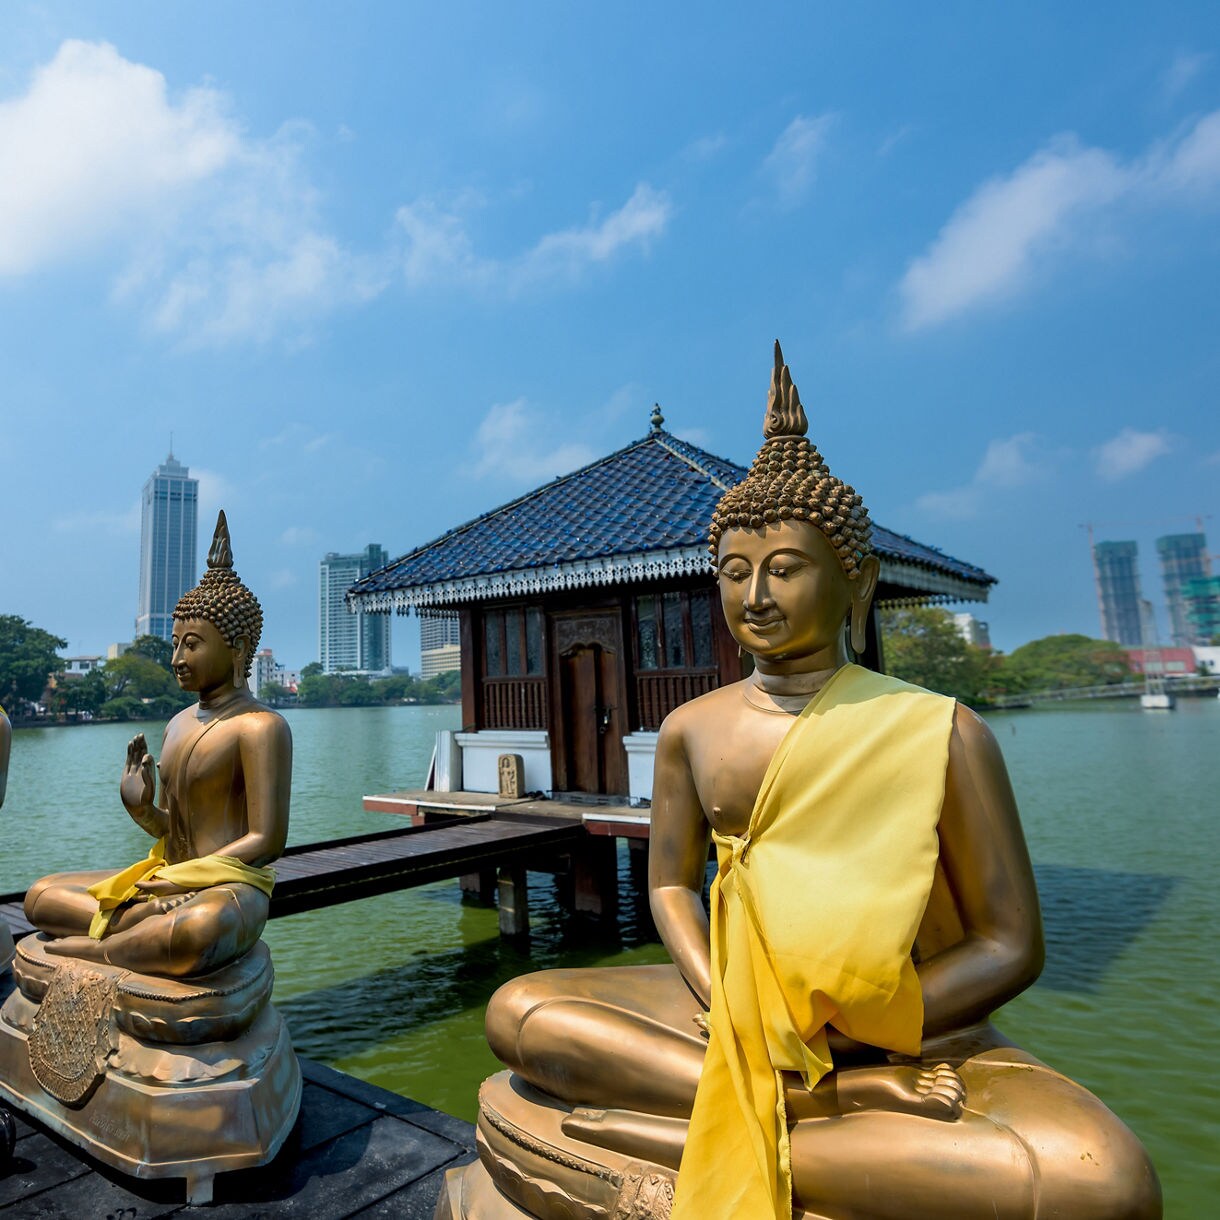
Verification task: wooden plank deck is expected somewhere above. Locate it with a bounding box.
[0,1057,475,1217]
[0,812,587,937]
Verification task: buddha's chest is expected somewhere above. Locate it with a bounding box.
[160,720,243,804]
[685,704,802,837]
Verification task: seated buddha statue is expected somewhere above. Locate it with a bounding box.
[0,512,299,1203]
[1,704,12,972]
[446,346,1160,1220]
[23,511,289,977]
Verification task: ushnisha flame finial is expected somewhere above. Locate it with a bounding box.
[708,342,873,576]
[174,509,263,676]
[207,510,234,570]
[762,341,809,440]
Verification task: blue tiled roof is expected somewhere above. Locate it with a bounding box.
[350,430,995,601]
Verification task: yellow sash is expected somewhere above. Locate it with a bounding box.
[673,664,955,1219]
[86,838,275,939]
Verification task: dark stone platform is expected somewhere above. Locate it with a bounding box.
[0,1057,476,1217]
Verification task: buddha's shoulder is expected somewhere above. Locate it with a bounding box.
[658,679,751,740]
[233,703,291,741]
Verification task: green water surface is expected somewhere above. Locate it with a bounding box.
[4,699,1216,1215]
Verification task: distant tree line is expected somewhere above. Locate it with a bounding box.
[0,621,195,722]
[0,607,1169,725]
[879,607,1134,706]
[292,663,461,707]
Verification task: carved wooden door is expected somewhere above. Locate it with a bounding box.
[552,610,629,796]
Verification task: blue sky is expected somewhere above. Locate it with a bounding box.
[1,2,1217,668]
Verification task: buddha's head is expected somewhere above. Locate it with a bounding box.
[710,343,879,664]
[172,510,263,688]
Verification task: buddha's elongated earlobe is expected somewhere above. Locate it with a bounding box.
[232,638,249,689]
[850,603,868,657]
[849,555,880,659]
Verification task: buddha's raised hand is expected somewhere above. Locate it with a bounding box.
[120,733,157,817]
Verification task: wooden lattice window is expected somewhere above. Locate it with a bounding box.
[633,590,717,729]
[481,607,546,729]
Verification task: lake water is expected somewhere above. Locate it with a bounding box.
[3,699,1217,1215]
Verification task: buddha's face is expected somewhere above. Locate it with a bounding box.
[171,618,236,695]
[717,521,855,668]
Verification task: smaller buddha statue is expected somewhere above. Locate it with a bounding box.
[0,512,300,1204]
[441,345,1160,1220]
[1,704,12,973]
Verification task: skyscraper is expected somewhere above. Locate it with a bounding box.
[1184,575,1220,643]
[1093,540,1144,646]
[319,545,392,673]
[136,453,199,641]
[1157,533,1209,645]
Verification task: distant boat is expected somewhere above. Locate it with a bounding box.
[1140,670,1175,711]
[1138,645,1176,711]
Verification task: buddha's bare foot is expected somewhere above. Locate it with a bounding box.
[43,934,108,963]
[561,1107,687,1170]
[835,1063,965,1121]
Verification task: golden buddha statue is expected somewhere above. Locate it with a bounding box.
[1,704,12,973]
[0,512,300,1204]
[440,346,1160,1220]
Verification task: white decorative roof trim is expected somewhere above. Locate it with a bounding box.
[876,557,991,605]
[348,547,714,612]
[350,547,990,613]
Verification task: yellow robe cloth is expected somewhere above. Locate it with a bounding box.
[673,664,955,1220]
[86,838,276,939]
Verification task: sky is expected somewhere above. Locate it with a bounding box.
[1,1,1218,668]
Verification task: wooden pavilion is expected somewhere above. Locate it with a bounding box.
[348,410,995,802]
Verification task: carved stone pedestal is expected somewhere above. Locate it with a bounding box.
[436,1072,677,1220]
[0,933,300,1204]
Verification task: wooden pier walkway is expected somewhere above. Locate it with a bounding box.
[0,1056,475,1217]
[0,810,587,942]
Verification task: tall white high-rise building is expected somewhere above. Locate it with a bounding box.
[319,545,392,673]
[136,453,199,641]
[420,611,462,678]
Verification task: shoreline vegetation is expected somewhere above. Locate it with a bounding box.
[4,609,1214,727]
[0,617,461,726]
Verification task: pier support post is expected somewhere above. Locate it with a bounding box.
[571,837,619,918]
[497,866,529,936]
[460,869,497,903]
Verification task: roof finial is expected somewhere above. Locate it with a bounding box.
[650,403,665,433]
[762,340,809,440]
[207,510,234,570]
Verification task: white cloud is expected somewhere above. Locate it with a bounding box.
[0,40,379,345]
[52,500,140,535]
[761,114,834,208]
[195,468,238,525]
[898,110,1220,330]
[473,398,596,483]
[878,124,915,158]
[1164,51,1209,101]
[975,433,1042,489]
[899,139,1128,331]
[396,183,672,294]
[1094,428,1171,481]
[915,433,1043,519]
[684,133,727,162]
[0,40,236,275]
[1151,109,1220,194]
[281,526,319,546]
[259,425,334,454]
